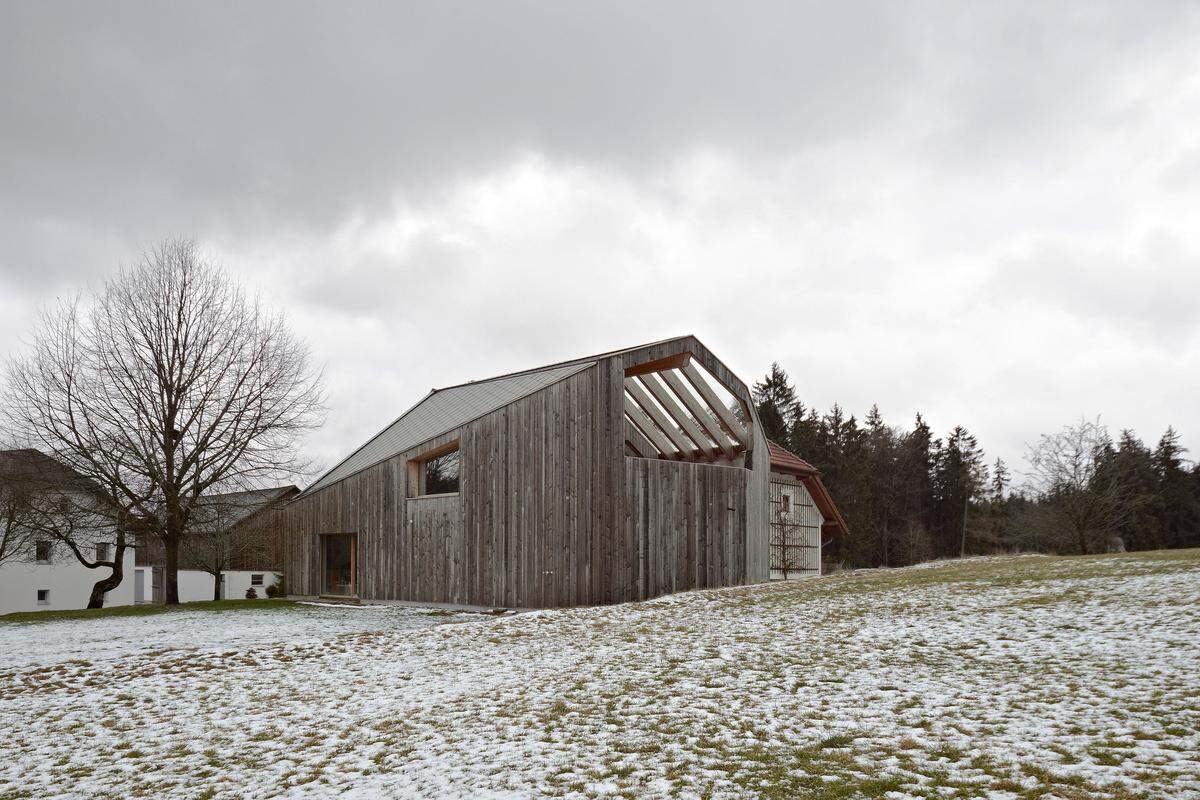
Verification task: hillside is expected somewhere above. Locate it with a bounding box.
[1,550,1198,799]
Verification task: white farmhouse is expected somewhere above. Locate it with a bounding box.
[0,450,136,615]
[0,542,135,614]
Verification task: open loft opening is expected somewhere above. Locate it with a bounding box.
[622,351,751,465]
[409,441,461,497]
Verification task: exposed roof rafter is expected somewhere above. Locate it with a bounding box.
[625,379,695,457]
[624,397,681,459]
[660,369,739,459]
[680,362,751,447]
[637,372,720,459]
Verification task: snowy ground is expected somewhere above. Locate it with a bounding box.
[1,551,1198,800]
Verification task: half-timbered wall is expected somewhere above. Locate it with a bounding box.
[280,335,771,607]
[768,472,823,578]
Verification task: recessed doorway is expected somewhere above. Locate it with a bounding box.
[322,533,357,596]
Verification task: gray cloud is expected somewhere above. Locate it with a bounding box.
[2,1,1199,472]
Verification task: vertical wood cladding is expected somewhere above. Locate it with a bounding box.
[623,457,749,598]
[280,336,770,607]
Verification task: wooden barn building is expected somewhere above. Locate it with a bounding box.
[281,335,845,608]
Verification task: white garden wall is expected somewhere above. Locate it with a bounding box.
[168,569,280,602]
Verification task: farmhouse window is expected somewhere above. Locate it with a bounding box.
[95,543,110,562]
[251,574,264,586]
[37,589,50,605]
[418,444,461,496]
[781,493,792,513]
[35,540,52,563]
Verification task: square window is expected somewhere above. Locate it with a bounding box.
[781,494,792,513]
[35,541,52,563]
[421,447,460,495]
[37,589,50,605]
[95,543,110,562]
[251,574,264,586]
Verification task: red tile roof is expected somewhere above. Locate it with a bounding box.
[766,440,850,536]
[766,439,817,474]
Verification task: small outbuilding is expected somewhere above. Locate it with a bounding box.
[765,440,849,578]
[135,485,298,603]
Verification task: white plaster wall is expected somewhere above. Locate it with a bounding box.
[0,547,137,615]
[769,475,825,580]
[176,569,280,603]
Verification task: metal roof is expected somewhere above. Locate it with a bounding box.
[303,361,595,494]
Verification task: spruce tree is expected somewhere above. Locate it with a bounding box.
[896,414,938,564]
[752,362,797,444]
[991,458,1009,503]
[1154,427,1200,549]
[935,426,986,557]
[1106,430,1160,551]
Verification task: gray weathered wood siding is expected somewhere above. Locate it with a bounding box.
[745,416,772,583]
[280,335,771,607]
[624,457,749,598]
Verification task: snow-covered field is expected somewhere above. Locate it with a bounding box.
[1,551,1198,800]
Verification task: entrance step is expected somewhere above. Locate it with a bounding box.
[316,595,362,605]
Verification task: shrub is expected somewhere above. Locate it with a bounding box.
[266,573,286,599]
[245,587,258,599]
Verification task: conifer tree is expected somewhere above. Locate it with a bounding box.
[935,426,987,557]
[1154,427,1200,549]
[1105,430,1161,551]
[751,362,797,444]
[990,458,1009,503]
[752,359,1197,566]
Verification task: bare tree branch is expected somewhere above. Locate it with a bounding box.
[2,238,324,603]
[1022,417,1143,554]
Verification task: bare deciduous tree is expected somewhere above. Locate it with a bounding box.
[0,449,133,607]
[1022,417,1141,554]
[0,456,38,567]
[181,490,274,601]
[3,239,323,604]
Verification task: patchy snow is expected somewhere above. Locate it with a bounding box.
[1,551,1198,799]
[0,603,472,671]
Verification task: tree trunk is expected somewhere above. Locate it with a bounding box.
[213,572,222,601]
[959,494,970,558]
[163,535,181,605]
[86,538,128,609]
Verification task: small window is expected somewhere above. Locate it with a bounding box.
[37,589,50,605]
[96,543,110,562]
[35,541,52,564]
[251,573,264,586]
[421,446,460,495]
[781,494,792,513]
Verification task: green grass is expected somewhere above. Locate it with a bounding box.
[0,598,298,625]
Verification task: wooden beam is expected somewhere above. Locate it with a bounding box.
[681,362,751,447]
[624,397,680,459]
[624,351,692,378]
[625,380,697,458]
[625,418,661,458]
[635,373,720,459]
[660,369,739,459]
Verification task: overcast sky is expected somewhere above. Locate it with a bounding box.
[3,1,1199,479]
